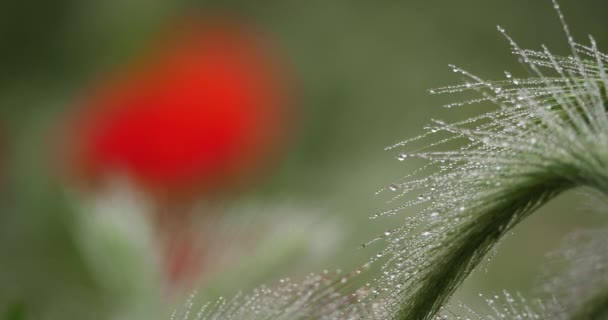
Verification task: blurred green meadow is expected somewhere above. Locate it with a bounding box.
[1,0,608,318]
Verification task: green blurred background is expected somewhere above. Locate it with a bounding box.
[2,0,608,318]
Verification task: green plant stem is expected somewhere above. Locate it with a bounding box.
[395,178,572,320]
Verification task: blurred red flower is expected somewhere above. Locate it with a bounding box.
[58,16,294,292]
[65,18,291,198]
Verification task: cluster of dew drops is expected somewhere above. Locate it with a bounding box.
[172,268,387,320]
[174,1,608,319]
[364,0,608,314]
[437,291,553,320]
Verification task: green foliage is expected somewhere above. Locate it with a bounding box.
[372,3,608,318]
[3,1,608,320]
[184,2,608,319]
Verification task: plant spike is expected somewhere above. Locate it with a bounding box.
[372,3,608,319]
[183,2,608,319]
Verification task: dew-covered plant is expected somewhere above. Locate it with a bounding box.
[441,227,608,320]
[180,1,608,319]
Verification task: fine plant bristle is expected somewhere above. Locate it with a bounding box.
[440,291,555,320]
[172,269,383,320]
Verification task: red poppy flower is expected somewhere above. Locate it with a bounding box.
[65,18,291,198]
